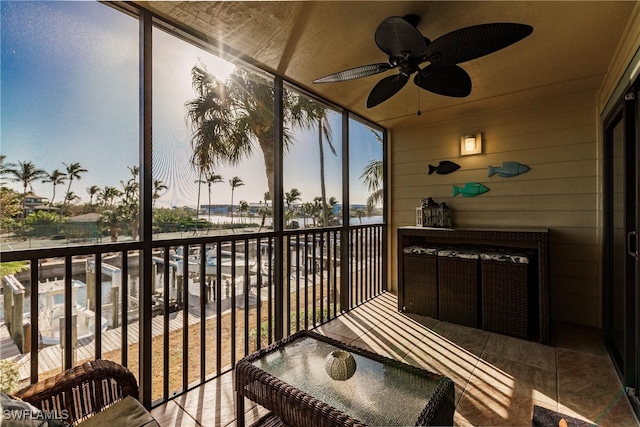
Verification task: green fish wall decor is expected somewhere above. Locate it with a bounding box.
[488,161,530,177]
[453,182,489,197]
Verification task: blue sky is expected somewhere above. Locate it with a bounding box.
[1,1,382,208]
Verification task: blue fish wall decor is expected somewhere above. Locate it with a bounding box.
[453,182,489,197]
[488,161,530,177]
[428,160,460,175]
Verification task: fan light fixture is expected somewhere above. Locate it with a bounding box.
[461,133,482,156]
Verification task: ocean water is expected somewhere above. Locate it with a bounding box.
[199,214,383,226]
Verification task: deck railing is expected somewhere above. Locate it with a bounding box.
[1,223,385,405]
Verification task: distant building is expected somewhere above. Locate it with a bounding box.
[23,193,54,216]
[200,204,228,214]
[173,205,195,213]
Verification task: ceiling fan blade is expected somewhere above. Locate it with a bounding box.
[414,64,472,97]
[402,14,421,28]
[426,23,533,66]
[367,73,409,108]
[375,16,427,59]
[402,14,432,44]
[313,63,392,83]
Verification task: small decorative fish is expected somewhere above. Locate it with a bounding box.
[453,182,489,197]
[488,161,530,177]
[428,160,460,175]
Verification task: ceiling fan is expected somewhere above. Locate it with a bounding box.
[312,14,533,108]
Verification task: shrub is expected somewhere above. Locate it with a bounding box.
[0,359,20,394]
[25,211,63,237]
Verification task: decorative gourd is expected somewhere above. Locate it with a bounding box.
[324,350,357,381]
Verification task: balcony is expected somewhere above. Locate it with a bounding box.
[2,2,640,425]
[2,223,638,426]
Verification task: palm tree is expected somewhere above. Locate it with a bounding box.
[310,109,335,227]
[98,186,122,210]
[185,66,237,181]
[121,166,140,239]
[61,162,87,217]
[86,185,100,208]
[360,130,384,214]
[205,173,223,222]
[42,169,67,211]
[193,170,209,235]
[195,172,206,221]
[152,179,167,210]
[186,64,326,218]
[284,188,301,228]
[258,191,271,232]
[3,161,47,231]
[327,196,339,225]
[301,202,314,227]
[361,159,383,214]
[0,155,13,187]
[311,197,323,227]
[236,200,250,223]
[98,185,123,241]
[284,188,301,211]
[228,176,244,223]
[65,191,80,205]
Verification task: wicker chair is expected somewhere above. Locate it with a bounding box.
[13,359,155,426]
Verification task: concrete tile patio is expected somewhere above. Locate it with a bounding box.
[151,292,639,426]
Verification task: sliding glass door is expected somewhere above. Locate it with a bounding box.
[604,81,640,416]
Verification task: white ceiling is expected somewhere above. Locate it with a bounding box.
[135,1,637,129]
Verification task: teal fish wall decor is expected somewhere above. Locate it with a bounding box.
[453,182,489,197]
[488,161,530,177]
[428,160,460,175]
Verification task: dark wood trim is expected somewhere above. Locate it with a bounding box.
[30,260,39,384]
[64,256,73,369]
[622,90,638,388]
[138,8,153,408]
[121,251,129,368]
[273,76,285,341]
[602,106,623,367]
[95,252,102,360]
[634,83,640,419]
[603,92,638,390]
[340,111,350,312]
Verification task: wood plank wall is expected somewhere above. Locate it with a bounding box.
[390,90,602,328]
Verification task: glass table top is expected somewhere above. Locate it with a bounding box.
[251,335,440,426]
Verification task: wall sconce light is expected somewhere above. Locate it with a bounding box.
[461,133,482,156]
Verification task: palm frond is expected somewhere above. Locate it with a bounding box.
[366,188,384,213]
[360,159,383,192]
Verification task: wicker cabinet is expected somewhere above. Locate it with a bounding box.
[480,251,533,339]
[402,248,439,318]
[438,249,480,328]
[397,226,550,344]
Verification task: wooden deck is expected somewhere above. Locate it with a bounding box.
[7,310,191,379]
[6,281,273,380]
[3,269,337,381]
[8,296,242,379]
[0,322,21,360]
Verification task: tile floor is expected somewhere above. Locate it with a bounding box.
[150,292,640,426]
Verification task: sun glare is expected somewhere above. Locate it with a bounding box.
[207,54,235,81]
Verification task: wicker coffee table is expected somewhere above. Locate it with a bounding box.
[235,330,454,426]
